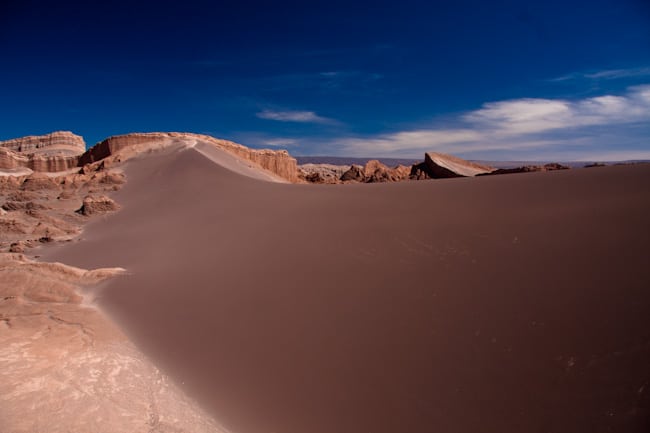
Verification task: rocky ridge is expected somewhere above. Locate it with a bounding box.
[78,132,299,183]
[1,131,299,183]
[478,162,570,176]
[300,152,498,184]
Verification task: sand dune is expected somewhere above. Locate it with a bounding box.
[42,146,650,433]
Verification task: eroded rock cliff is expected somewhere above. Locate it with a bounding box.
[0,131,85,155]
[0,132,85,173]
[78,132,299,183]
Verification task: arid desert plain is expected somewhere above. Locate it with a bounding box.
[1,131,649,433]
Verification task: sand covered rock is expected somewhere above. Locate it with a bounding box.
[1,201,48,212]
[78,132,300,183]
[77,195,119,216]
[21,173,60,191]
[4,131,301,182]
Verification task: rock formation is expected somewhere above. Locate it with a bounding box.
[78,132,299,183]
[340,164,366,182]
[338,160,412,183]
[307,154,492,184]
[2,131,299,182]
[478,163,570,176]
[363,160,411,182]
[298,164,350,184]
[0,254,223,433]
[0,131,85,155]
[77,195,119,216]
[0,132,86,173]
[421,152,494,178]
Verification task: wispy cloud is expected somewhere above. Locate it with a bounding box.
[257,109,337,124]
[336,85,650,159]
[262,138,299,147]
[550,66,650,82]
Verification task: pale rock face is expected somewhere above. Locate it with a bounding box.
[423,152,494,178]
[0,132,85,173]
[0,131,86,155]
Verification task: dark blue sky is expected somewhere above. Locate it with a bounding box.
[1,0,649,159]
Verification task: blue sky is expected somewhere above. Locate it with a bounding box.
[1,0,649,160]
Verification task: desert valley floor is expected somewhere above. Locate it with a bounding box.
[38,146,650,433]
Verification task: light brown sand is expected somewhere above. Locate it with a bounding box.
[44,147,650,433]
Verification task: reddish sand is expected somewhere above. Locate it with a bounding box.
[43,147,650,433]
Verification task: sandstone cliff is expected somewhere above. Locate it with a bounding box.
[0,131,85,155]
[1,131,299,182]
[0,131,85,173]
[79,132,299,183]
[0,147,80,173]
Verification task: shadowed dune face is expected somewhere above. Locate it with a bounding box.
[44,148,650,433]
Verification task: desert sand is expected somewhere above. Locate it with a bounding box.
[36,144,650,433]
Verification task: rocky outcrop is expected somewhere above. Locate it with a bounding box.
[299,164,350,184]
[478,163,570,176]
[422,152,494,178]
[0,147,80,172]
[363,160,411,182]
[77,195,119,216]
[338,160,411,183]
[21,173,60,191]
[340,164,366,182]
[0,131,85,155]
[0,132,85,173]
[0,254,222,433]
[2,131,299,182]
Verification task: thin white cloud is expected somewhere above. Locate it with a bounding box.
[257,109,336,124]
[585,67,650,79]
[550,66,650,82]
[337,85,650,159]
[263,138,299,147]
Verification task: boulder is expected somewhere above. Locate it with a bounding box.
[77,195,119,216]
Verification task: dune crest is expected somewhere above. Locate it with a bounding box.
[78,132,299,182]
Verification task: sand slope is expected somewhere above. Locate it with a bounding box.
[44,147,650,433]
